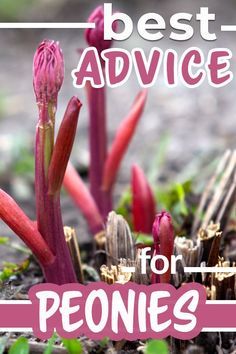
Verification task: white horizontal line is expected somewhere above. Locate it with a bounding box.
[221,25,236,32]
[0,300,31,304]
[202,328,236,332]
[206,300,236,304]
[0,22,95,29]
[122,267,136,273]
[184,267,236,273]
[0,328,32,331]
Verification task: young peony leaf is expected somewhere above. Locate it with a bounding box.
[43,333,57,354]
[9,337,29,354]
[0,259,30,283]
[116,188,132,224]
[102,90,147,192]
[62,338,82,354]
[146,340,169,354]
[99,337,109,348]
[48,96,82,196]
[63,162,103,234]
[134,232,153,246]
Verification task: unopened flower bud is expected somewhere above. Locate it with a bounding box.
[33,39,64,104]
[85,6,117,53]
[152,211,174,283]
[132,164,156,234]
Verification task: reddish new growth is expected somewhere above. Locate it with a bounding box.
[85,5,117,54]
[131,164,156,234]
[152,211,174,284]
[64,6,149,234]
[33,40,64,105]
[0,40,82,284]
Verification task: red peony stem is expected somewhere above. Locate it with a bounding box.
[102,90,147,193]
[86,83,109,218]
[84,6,117,219]
[131,164,156,234]
[0,189,55,267]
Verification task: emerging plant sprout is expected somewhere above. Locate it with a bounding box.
[0,40,82,284]
[151,211,174,284]
[132,164,156,234]
[63,6,148,234]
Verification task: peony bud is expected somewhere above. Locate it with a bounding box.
[85,6,117,53]
[33,39,64,104]
[152,211,174,283]
[132,164,156,234]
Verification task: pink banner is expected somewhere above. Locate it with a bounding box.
[0,283,235,339]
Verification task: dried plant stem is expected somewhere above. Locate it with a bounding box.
[105,211,135,267]
[207,232,222,267]
[198,223,221,266]
[64,226,84,283]
[192,150,236,236]
[216,174,236,225]
[202,151,236,228]
[133,248,150,285]
[192,150,231,235]
[211,261,236,300]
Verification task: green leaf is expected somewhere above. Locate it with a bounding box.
[0,237,9,245]
[116,189,131,211]
[146,340,169,354]
[99,337,109,348]
[0,259,30,282]
[0,336,8,354]
[13,148,34,177]
[156,180,192,221]
[62,339,82,354]
[43,333,57,354]
[175,183,188,216]
[148,133,170,184]
[134,233,153,246]
[9,337,29,354]
[116,188,132,224]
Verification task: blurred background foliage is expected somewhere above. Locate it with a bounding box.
[0,0,34,21]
